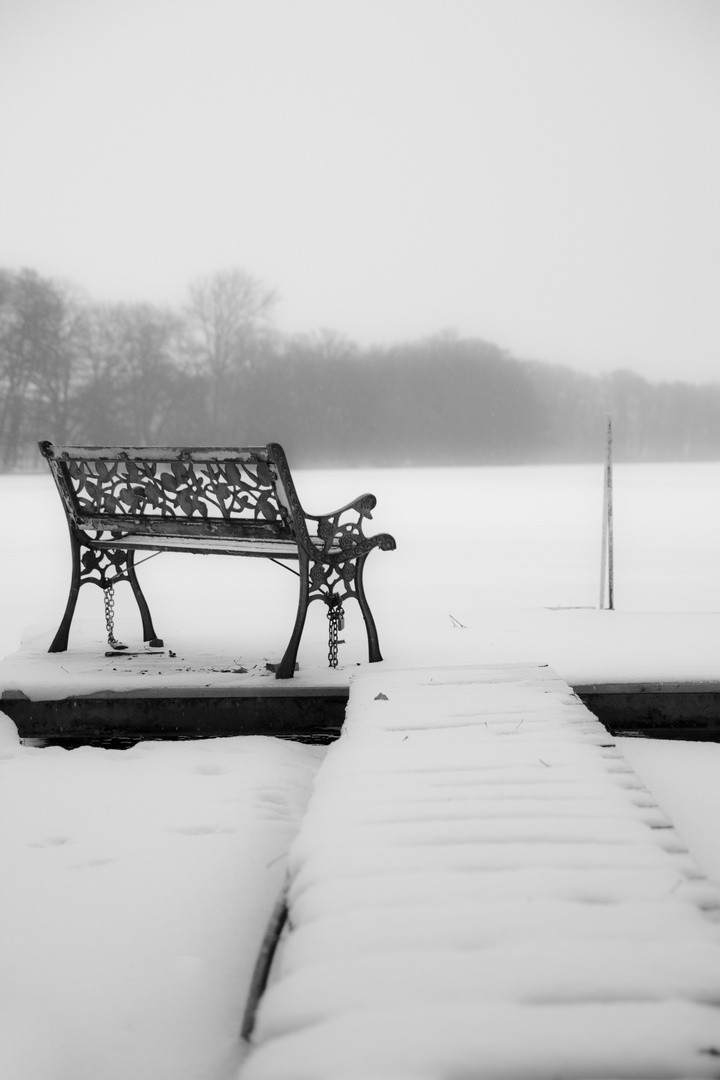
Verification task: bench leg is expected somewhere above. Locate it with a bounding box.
[355,553,383,663]
[49,533,163,653]
[48,533,82,653]
[127,554,163,647]
[275,553,310,679]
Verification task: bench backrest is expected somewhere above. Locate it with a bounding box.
[39,442,302,542]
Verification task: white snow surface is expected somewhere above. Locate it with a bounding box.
[241,665,720,1078]
[0,462,719,1078]
[0,729,323,1080]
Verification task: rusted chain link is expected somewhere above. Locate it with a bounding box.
[326,597,345,668]
[103,584,128,650]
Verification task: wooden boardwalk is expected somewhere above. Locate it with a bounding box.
[0,626,348,746]
[241,663,720,1079]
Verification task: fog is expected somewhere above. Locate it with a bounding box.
[2,267,719,473]
[1,0,719,383]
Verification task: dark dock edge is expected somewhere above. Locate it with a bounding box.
[2,680,719,748]
[1,685,349,748]
[574,682,720,741]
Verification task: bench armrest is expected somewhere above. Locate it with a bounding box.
[305,493,396,558]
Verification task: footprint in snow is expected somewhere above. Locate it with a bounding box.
[71,858,118,869]
[169,824,237,836]
[255,791,291,821]
[257,791,287,806]
[30,836,73,848]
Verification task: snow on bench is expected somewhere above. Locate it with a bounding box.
[240,662,720,1079]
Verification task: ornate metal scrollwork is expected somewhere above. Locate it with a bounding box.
[65,456,285,524]
[306,494,394,605]
[308,556,357,605]
[78,533,132,589]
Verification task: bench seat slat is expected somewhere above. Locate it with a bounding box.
[91,533,302,558]
[49,444,271,464]
[89,533,340,558]
[79,516,292,542]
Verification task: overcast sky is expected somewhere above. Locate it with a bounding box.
[1,0,718,383]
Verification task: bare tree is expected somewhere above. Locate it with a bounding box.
[82,303,181,444]
[29,279,88,446]
[0,270,86,466]
[0,269,33,467]
[182,268,277,437]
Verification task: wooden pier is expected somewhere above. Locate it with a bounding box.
[1,616,719,746]
[240,663,720,1079]
[0,628,348,746]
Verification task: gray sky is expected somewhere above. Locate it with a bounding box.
[1,0,719,382]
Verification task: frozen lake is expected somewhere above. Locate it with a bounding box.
[2,459,719,660]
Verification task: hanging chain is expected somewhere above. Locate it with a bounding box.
[103,584,127,651]
[326,596,345,668]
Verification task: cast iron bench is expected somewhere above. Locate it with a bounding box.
[39,441,396,679]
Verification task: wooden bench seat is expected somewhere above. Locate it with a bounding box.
[92,534,306,556]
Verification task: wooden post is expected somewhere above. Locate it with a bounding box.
[241,876,290,1041]
[599,416,614,610]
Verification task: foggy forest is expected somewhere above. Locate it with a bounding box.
[1,265,719,472]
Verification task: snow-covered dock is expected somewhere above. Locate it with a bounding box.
[2,620,719,746]
[0,624,349,745]
[241,662,720,1079]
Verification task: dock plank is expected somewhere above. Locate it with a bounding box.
[240,663,720,1079]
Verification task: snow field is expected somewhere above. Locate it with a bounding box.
[0,726,324,1080]
[0,463,719,1078]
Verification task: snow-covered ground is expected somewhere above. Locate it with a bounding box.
[0,462,719,1078]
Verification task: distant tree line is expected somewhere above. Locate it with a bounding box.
[1,265,719,471]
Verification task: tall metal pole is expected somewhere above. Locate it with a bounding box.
[599,416,614,610]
